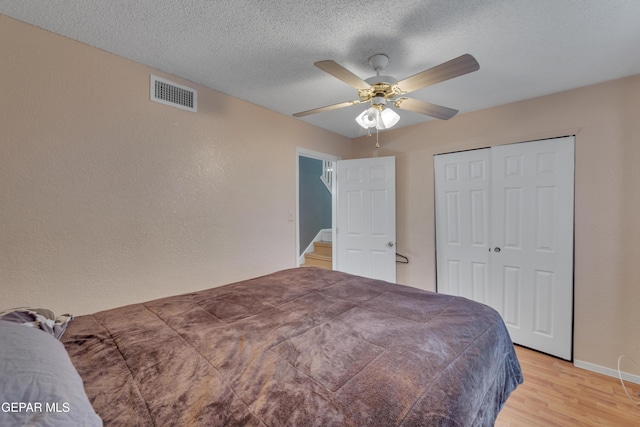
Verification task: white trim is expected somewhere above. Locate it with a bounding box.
[574,359,640,385]
[298,228,332,265]
[295,148,341,267]
[331,160,337,270]
[320,159,333,194]
[296,147,341,162]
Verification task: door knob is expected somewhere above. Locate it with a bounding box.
[387,242,394,247]
[494,247,501,253]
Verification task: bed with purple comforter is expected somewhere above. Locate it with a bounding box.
[61,267,522,426]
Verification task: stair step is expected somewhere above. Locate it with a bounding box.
[304,252,332,269]
[313,241,332,257]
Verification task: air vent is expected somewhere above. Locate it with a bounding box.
[150,75,197,112]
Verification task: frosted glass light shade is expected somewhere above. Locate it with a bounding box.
[355,106,400,130]
[355,107,379,129]
[377,107,400,129]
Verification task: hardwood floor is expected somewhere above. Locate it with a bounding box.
[495,346,640,426]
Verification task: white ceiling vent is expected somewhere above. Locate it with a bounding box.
[150,74,197,112]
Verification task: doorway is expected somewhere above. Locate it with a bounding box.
[296,148,339,268]
[296,149,397,283]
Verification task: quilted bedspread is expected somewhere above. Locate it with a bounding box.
[62,267,522,426]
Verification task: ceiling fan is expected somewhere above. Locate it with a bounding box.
[293,53,480,132]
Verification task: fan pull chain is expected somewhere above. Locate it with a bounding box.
[365,127,380,148]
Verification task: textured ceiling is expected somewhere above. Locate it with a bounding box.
[2,0,639,138]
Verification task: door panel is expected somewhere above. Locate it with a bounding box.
[435,149,491,304]
[472,262,488,301]
[435,137,574,360]
[491,137,574,360]
[337,156,396,282]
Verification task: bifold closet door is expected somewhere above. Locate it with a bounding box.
[434,148,491,305]
[435,137,574,360]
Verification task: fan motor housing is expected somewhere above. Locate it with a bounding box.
[358,81,405,103]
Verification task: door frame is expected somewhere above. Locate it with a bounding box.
[295,147,340,267]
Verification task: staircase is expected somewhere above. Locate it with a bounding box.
[302,241,332,270]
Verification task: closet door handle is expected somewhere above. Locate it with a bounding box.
[494,247,501,253]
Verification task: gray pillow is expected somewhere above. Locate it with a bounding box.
[0,307,73,339]
[0,320,102,426]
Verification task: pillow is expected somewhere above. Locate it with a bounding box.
[0,307,73,339]
[0,320,103,426]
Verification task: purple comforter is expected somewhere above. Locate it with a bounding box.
[62,267,522,426]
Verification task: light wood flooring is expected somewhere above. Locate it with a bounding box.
[495,346,640,426]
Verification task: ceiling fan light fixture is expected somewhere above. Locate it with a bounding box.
[294,53,480,134]
[356,105,400,130]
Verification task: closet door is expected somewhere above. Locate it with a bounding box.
[435,137,574,360]
[434,148,491,305]
[490,137,574,360]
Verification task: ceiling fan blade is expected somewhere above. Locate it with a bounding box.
[394,98,458,120]
[293,100,361,117]
[314,60,371,89]
[396,54,480,94]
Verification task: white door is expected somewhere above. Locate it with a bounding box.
[336,156,396,282]
[490,138,574,359]
[435,137,574,360]
[434,148,491,304]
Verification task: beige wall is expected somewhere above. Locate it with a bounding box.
[0,15,351,315]
[352,74,640,371]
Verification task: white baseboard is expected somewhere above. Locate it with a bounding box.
[574,359,640,385]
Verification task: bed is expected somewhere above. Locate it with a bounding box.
[1,267,522,426]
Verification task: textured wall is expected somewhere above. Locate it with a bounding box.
[351,74,640,374]
[0,16,351,315]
